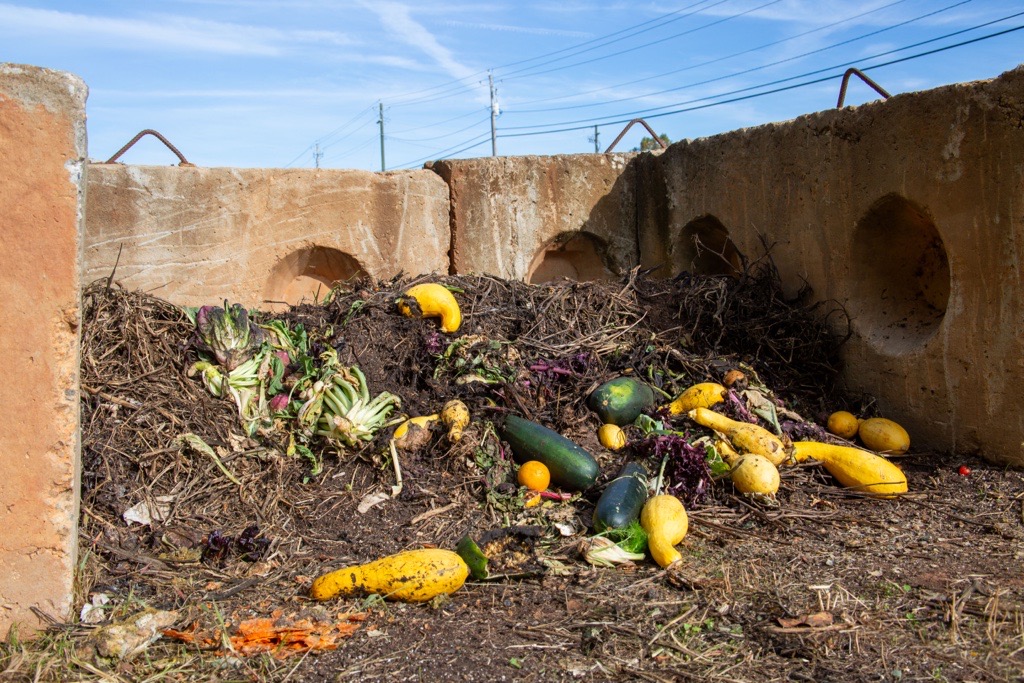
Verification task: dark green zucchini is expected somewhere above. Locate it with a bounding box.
[592,462,649,532]
[587,376,655,426]
[499,414,600,491]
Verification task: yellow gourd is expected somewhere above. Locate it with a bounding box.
[310,548,469,602]
[598,423,627,451]
[792,441,907,498]
[730,454,781,497]
[397,283,462,333]
[826,411,860,439]
[666,382,726,415]
[393,414,439,450]
[640,494,688,568]
[858,417,910,454]
[688,407,792,467]
[440,399,470,441]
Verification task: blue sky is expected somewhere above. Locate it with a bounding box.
[3,1,1021,170]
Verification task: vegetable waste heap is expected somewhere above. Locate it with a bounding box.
[67,267,1024,683]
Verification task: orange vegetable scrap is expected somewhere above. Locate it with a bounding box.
[163,610,365,659]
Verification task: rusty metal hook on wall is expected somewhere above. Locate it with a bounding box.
[103,129,192,166]
[836,68,891,108]
[603,119,668,153]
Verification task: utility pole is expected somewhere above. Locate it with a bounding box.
[313,143,323,168]
[378,102,386,172]
[489,71,498,157]
[588,126,600,153]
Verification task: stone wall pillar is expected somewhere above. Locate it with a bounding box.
[0,64,87,636]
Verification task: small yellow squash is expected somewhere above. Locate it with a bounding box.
[792,441,907,498]
[730,454,781,497]
[310,548,469,602]
[440,399,470,442]
[640,494,689,568]
[397,283,462,333]
[826,411,860,439]
[666,382,727,415]
[597,423,627,451]
[393,414,439,450]
[688,407,792,467]
[858,417,910,454]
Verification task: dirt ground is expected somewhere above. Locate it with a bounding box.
[4,267,1023,682]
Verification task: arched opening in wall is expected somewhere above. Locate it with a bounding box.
[526,233,616,284]
[676,215,742,276]
[264,246,367,311]
[849,194,950,355]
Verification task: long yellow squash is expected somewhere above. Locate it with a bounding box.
[688,407,791,466]
[665,382,726,415]
[792,441,907,498]
[310,548,469,602]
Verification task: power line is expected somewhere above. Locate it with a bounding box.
[392,131,493,169]
[497,23,1024,139]
[510,0,914,108]
[508,0,976,115]
[499,0,783,82]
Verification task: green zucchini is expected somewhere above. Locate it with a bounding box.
[499,415,600,491]
[592,462,649,532]
[587,377,655,426]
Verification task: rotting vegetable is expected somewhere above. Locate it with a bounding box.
[441,399,470,442]
[397,283,462,333]
[728,454,781,499]
[499,414,600,491]
[592,462,649,532]
[665,382,727,416]
[792,441,907,498]
[586,376,656,426]
[633,432,712,507]
[688,407,792,467]
[826,410,860,439]
[193,301,265,371]
[857,417,910,454]
[640,494,689,568]
[597,423,627,451]
[311,366,402,448]
[579,536,645,568]
[393,414,439,450]
[310,548,469,602]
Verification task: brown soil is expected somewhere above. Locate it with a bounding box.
[54,268,1024,682]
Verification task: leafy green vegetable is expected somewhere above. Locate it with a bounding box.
[194,301,264,371]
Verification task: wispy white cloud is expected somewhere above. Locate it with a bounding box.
[0,3,352,55]
[443,20,592,39]
[357,1,484,89]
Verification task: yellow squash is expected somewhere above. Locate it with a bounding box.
[688,407,792,467]
[397,283,462,333]
[597,423,627,451]
[858,417,910,454]
[393,414,439,450]
[730,454,781,497]
[792,441,907,498]
[666,382,726,415]
[310,548,469,602]
[640,494,689,568]
[440,399,470,442]
[826,410,860,439]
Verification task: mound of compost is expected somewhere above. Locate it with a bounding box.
[63,267,1024,682]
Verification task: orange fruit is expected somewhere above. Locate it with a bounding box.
[517,460,551,491]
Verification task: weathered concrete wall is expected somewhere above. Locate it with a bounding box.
[430,154,640,282]
[646,65,1024,467]
[84,166,450,309]
[0,64,87,637]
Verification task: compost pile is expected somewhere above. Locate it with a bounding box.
[69,266,1024,682]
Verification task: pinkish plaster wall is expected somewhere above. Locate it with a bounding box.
[0,63,87,638]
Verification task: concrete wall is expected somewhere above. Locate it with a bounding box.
[84,166,450,310]
[0,64,87,637]
[645,65,1024,468]
[429,153,640,282]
